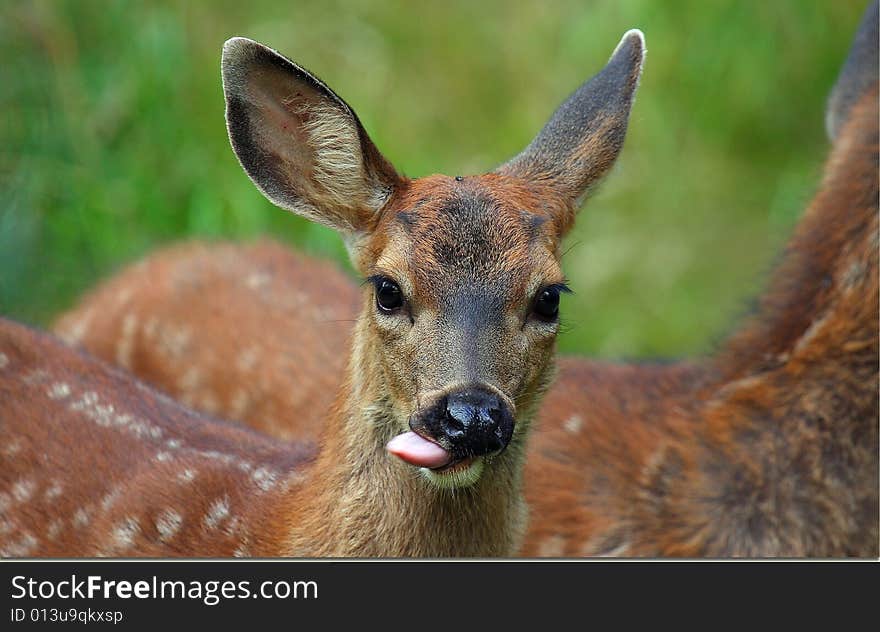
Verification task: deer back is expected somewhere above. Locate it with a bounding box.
[54,240,356,441]
[0,318,315,557]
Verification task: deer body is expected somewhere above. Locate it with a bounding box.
[53,240,355,441]
[52,4,879,557]
[1,318,314,557]
[527,45,879,556]
[2,30,647,557]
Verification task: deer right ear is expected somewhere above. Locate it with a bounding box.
[825,1,878,142]
[497,30,645,231]
[222,37,402,234]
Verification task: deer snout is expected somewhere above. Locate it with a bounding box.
[417,385,515,460]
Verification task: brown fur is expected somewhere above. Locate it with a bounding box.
[52,46,879,559]
[0,318,315,557]
[54,240,355,441]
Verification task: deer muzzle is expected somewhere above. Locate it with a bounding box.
[388,384,515,470]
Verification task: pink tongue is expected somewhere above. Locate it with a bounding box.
[387,432,452,469]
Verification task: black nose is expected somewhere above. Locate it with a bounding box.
[437,387,514,458]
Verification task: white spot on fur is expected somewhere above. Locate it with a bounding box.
[236,347,260,372]
[155,509,183,542]
[113,411,134,428]
[93,403,118,427]
[563,415,583,434]
[3,438,23,457]
[223,516,241,538]
[47,519,64,540]
[93,404,116,426]
[0,492,11,512]
[252,467,278,492]
[1,532,37,557]
[537,535,566,557]
[119,411,160,438]
[68,390,164,442]
[157,325,192,360]
[12,479,36,503]
[165,439,182,451]
[201,450,228,463]
[192,451,261,480]
[22,369,50,385]
[232,543,249,558]
[155,451,173,463]
[72,507,92,528]
[70,390,98,410]
[47,382,71,400]
[594,541,631,557]
[100,489,122,513]
[203,497,230,531]
[116,313,138,368]
[44,482,63,501]
[111,517,141,550]
[58,308,94,345]
[178,469,196,484]
[0,352,8,369]
[245,271,271,289]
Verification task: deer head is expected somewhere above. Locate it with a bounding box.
[221,30,645,490]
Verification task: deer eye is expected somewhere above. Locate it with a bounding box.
[375,278,404,313]
[532,284,570,321]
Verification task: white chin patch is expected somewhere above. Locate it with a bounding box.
[419,457,485,490]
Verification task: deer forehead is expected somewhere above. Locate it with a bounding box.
[368,175,565,306]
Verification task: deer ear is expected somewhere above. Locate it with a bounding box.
[222,37,402,234]
[826,1,878,142]
[497,30,645,224]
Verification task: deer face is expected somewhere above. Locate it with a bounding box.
[359,175,569,487]
[221,31,645,488]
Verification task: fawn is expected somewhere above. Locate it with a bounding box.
[55,3,879,557]
[0,29,646,557]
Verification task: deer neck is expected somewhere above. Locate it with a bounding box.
[277,316,530,557]
[718,87,879,380]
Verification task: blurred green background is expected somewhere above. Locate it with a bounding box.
[0,1,865,359]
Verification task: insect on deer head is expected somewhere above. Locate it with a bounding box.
[221,31,645,489]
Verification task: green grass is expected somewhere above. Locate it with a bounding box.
[0,0,865,359]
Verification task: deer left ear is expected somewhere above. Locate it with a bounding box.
[222,37,402,234]
[497,30,645,228]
